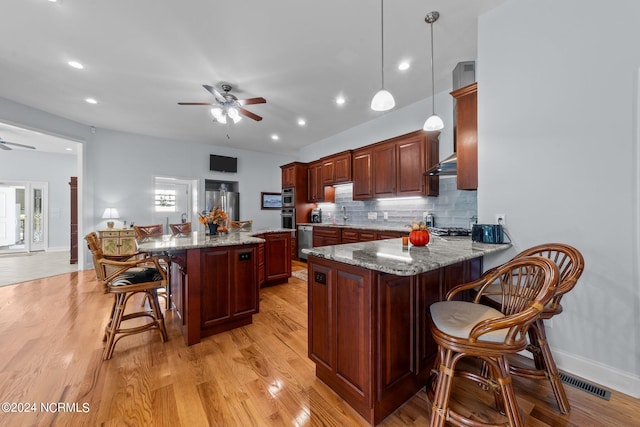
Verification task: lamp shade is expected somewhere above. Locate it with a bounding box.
[102,208,120,219]
[423,114,444,131]
[371,89,395,111]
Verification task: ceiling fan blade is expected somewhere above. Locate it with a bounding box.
[178,102,213,106]
[238,108,263,121]
[4,141,36,149]
[238,97,267,106]
[0,143,11,150]
[203,84,226,102]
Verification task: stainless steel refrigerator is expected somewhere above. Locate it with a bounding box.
[205,190,240,221]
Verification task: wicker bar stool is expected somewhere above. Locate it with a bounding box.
[169,222,192,235]
[133,224,171,309]
[428,256,559,427]
[479,243,584,413]
[86,232,168,360]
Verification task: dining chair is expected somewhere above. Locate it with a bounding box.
[132,224,173,309]
[478,243,584,414]
[85,232,168,360]
[427,256,559,427]
[169,222,191,235]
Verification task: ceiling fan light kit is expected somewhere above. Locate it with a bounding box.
[423,11,444,131]
[179,84,266,124]
[371,0,395,112]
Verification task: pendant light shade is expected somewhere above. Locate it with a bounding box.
[371,0,395,111]
[423,11,443,131]
[371,89,395,111]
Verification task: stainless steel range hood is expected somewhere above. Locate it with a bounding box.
[425,152,457,176]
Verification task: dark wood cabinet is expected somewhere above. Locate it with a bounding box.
[352,148,373,200]
[308,256,481,424]
[307,161,335,203]
[373,141,397,197]
[281,163,302,188]
[263,232,292,285]
[322,151,352,185]
[352,130,439,200]
[341,228,376,243]
[376,230,405,240]
[451,82,478,190]
[309,258,374,414]
[313,226,341,247]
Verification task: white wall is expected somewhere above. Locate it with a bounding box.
[479,0,640,396]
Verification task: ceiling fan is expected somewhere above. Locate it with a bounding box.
[178,84,267,123]
[0,137,36,151]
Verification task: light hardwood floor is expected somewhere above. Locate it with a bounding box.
[0,261,637,426]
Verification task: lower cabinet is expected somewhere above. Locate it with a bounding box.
[308,255,481,424]
[264,232,292,285]
[313,226,341,247]
[169,244,260,345]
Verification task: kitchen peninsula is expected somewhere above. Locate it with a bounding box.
[303,236,510,424]
[138,230,292,345]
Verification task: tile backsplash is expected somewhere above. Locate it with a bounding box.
[315,179,477,229]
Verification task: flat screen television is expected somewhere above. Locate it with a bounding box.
[210,155,238,173]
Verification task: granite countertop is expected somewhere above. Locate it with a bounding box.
[137,231,266,253]
[302,236,510,276]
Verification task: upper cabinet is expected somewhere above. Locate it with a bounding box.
[322,151,352,185]
[353,130,439,200]
[281,162,306,189]
[308,161,335,203]
[451,83,478,190]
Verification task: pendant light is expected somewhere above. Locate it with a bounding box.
[371,0,395,111]
[423,11,444,131]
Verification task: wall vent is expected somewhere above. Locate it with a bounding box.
[559,372,611,400]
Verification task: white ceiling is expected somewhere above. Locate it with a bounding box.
[0,0,506,156]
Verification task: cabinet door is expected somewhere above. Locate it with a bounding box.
[170,252,187,325]
[232,247,259,316]
[308,261,333,369]
[333,152,352,183]
[200,248,232,326]
[265,232,292,283]
[424,132,440,197]
[352,148,373,200]
[416,269,441,372]
[281,166,295,188]
[322,159,335,185]
[376,274,414,399]
[307,162,323,202]
[452,83,478,190]
[335,265,372,405]
[396,136,425,196]
[373,142,396,198]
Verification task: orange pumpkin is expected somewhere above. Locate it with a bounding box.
[409,229,429,246]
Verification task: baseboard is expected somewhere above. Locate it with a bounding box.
[552,349,640,398]
[46,246,70,252]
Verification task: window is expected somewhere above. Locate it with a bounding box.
[155,189,176,212]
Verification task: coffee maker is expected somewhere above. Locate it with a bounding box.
[310,208,322,223]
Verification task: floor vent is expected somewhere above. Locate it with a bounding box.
[559,372,611,400]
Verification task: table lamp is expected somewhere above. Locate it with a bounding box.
[102,208,120,229]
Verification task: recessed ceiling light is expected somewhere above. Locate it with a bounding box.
[65,147,73,151]
[297,118,306,126]
[271,134,280,141]
[335,96,346,105]
[68,61,84,69]
[398,61,411,71]
[85,98,97,104]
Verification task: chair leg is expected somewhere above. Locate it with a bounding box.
[531,320,571,414]
[495,356,524,427]
[430,347,455,427]
[103,293,126,360]
[147,289,168,342]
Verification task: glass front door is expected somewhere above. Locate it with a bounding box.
[0,181,47,254]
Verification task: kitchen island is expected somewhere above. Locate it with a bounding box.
[138,230,279,345]
[303,236,510,425]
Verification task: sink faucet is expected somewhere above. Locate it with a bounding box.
[341,206,348,224]
[181,212,187,223]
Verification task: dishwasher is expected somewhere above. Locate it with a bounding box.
[297,225,313,260]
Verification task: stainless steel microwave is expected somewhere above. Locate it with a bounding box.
[282,188,294,207]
